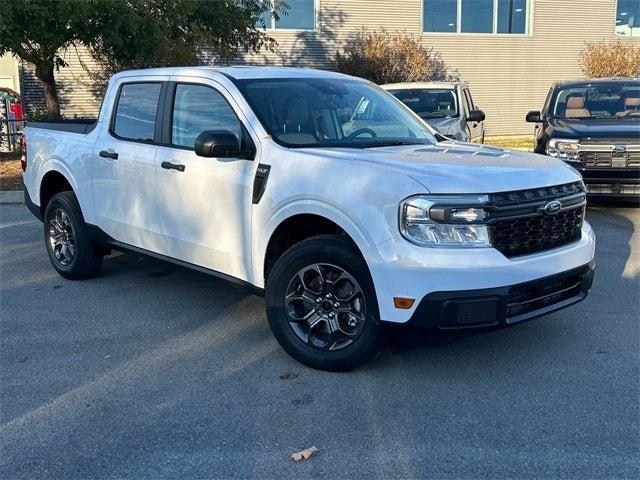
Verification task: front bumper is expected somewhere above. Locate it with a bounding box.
[399,262,594,330]
[566,162,640,202]
[367,221,596,324]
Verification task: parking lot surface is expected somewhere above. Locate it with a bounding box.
[1,204,638,479]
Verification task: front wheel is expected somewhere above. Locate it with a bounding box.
[265,235,385,371]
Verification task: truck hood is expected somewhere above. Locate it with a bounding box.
[548,117,640,139]
[306,142,581,194]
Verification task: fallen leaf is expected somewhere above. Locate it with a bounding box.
[280,371,298,380]
[291,446,319,462]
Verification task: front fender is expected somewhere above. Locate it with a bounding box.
[251,198,383,289]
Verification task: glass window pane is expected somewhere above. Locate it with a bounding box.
[461,0,494,33]
[497,0,527,34]
[113,83,160,142]
[616,0,640,37]
[276,0,315,29]
[171,84,241,149]
[389,89,459,119]
[423,0,457,32]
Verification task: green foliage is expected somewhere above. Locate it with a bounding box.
[86,0,287,76]
[0,0,286,117]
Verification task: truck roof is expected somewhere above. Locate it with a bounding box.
[111,66,358,81]
[553,78,640,88]
[381,82,459,90]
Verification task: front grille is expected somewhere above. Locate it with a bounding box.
[488,182,585,258]
[578,138,640,168]
[506,265,589,320]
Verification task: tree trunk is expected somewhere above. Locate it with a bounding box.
[34,63,61,119]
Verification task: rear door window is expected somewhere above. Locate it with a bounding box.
[112,83,161,142]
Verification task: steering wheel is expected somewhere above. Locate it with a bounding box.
[347,128,377,140]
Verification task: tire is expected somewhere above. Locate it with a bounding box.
[43,191,103,280]
[265,235,385,371]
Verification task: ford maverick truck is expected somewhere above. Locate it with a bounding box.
[23,67,595,370]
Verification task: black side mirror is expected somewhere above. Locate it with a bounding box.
[467,109,485,122]
[526,110,542,123]
[194,130,241,158]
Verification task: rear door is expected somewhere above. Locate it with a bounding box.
[93,79,166,249]
[153,78,257,280]
[462,87,484,143]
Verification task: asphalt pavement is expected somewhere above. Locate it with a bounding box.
[1,204,638,479]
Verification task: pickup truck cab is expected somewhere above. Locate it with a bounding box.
[382,82,486,143]
[526,78,640,202]
[23,67,595,371]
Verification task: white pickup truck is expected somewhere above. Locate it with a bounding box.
[23,67,596,371]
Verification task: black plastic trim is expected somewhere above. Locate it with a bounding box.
[252,164,271,204]
[86,224,264,296]
[389,262,595,330]
[24,184,42,221]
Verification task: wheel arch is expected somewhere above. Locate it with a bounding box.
[39,169,76,218]
[260,205,375,288]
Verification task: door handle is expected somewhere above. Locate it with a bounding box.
[99,150,118,160]
[161,161,185,172]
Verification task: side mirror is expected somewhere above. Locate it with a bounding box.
[194,130,241,158]
[467,109,485,122]
[526,110,542,123]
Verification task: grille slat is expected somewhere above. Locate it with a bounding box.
[578,138,640,168]
[489,183,585,258]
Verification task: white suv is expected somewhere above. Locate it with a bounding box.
[23,67,595,371]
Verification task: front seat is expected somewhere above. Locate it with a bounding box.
[565,96,590,118]
[279,96,318,145]
[617,96,640,116]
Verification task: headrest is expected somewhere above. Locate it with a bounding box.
[286,97,310,126]
[566,96,585,109]
[625,97,640,107]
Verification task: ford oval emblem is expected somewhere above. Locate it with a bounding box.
[544,200,562,215]
[612,144,628,153]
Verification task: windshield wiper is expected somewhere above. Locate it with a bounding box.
[359,140,425,149]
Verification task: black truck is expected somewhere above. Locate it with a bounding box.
[526,78,640,203]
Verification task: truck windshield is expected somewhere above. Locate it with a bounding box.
[236,78,436,148]
[551,82,640,119]
[387,88,459,119]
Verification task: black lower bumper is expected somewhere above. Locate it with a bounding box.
[23,184,42,221]
[400,262,595,330]
[566,162,640,202]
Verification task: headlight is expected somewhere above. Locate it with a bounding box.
[546,138,579,160]
[399,195,491,247]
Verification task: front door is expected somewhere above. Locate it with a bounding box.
[154,79,256,281]
[92,80,163,249]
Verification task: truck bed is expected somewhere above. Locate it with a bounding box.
[27,119,97,135]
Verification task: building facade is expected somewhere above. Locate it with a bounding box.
[20,0,640,135]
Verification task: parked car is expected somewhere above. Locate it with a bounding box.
[526,78,640,203]
[382,82,485,143]
[23,67,595,371]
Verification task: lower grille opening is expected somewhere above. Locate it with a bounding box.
[507,267,588,319]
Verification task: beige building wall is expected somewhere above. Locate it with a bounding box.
[20,0,639,134]
[0,53,20,93]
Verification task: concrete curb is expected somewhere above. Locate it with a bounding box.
[0,190,23,204]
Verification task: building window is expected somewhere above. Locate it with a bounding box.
[259,0,315,30]
[423,0,529,34]
[424,0,457,32]
[616,0,640,36]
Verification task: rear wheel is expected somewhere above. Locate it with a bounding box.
[265,235,384,371]
[44,191,103,280]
